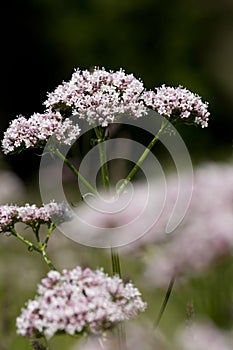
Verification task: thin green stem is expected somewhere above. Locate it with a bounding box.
[117,120,167,195]
[40,249,56,270]
[55,148,97,195]
[10,227,41,254]
[94,127,110,190]
[154,276,175,328]
[33,226,56,270]
[43,223,56,249]
[11,227,56,270]
[95,126,125,349]
[98,140,110,190]
[111,247,122,278]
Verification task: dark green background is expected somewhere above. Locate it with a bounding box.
[1,0,233,178]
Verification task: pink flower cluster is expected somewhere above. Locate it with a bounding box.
[1,68,210,155]
[178,322,233,350]
[142,85,209,127]
[0,202,71,232]
[1,111,80,155]
[44,67,147,126]
[16,266,147,339]
[141,162,233,286]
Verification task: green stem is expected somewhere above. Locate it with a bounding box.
[11,227,41,254]
[117,119,167,195]
[43,223,56,249]
[94,127,110,190]
[33,226,56,270]
[11,227,56,270]
[111,247,122,278]
[55,148,97,195]
[95,126,124,349]
[39,247,56,270]
[98,140,110,190]
[154,276,175,328]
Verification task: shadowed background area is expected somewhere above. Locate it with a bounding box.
[0,0,232,180]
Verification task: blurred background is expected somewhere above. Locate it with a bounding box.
[0,0,233,349]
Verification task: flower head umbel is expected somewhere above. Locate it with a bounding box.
[0,202,72,233]
[142,85,209,127]
[1,111,80,155]
[44,67,147,126]
[16,266,147,339]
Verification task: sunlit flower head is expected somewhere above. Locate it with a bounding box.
[16,266,147,339]
[44,67,147,126]
[1,111,80,155]
[142,85,209,127]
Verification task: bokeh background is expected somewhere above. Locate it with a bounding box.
[0,1,233,349]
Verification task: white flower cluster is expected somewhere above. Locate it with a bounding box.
[16,266,147,339]
[1,111,80,154]
[142,85,209,127]
[1,68,210,155]
[44,67,146,126]
[0,202,72,232]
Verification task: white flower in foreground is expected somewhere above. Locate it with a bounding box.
[16,266,147,339]
[1,111,80,154]
[142,85,210,127]
[44,67,147,126]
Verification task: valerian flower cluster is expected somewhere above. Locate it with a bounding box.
[16,266,147,339]
[44,67,146,126]
[2,111,80,155]
[0,202,71,233]
[0,67,212,347]
[2,67,210,155]
[142,85,209,127]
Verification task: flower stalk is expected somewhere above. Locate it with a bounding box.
[55,148,98,195]
[154,276,175,328]
[117,119,167,195]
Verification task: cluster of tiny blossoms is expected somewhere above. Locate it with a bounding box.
[16,266,147,339]
[44,67,147,126]
[1,68,210,155]
[1,111,80,155]
[0,202,71,232]
[142,85,209,127]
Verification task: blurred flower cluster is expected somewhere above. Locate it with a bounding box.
[71,320,233,350]
[121,162,233,286]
